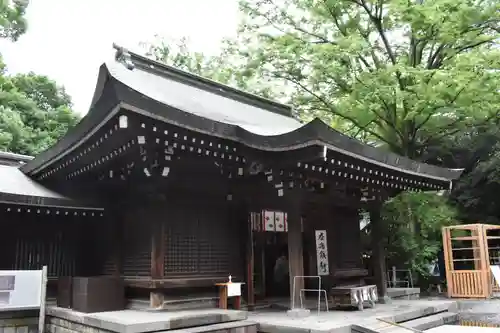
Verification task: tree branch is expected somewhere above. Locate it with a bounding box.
[413,85,468,132]
[421,110,500,147]
[320,0,377,70]
[271,72,399,149]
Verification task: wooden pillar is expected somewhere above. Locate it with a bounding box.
[246,210,255,310]
[150,212,165,308]
[111,210,123,277]
[288,205,304,308]
[442,227,453,298]
[370,207,389,302]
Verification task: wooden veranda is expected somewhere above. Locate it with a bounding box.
[442,223,500,298]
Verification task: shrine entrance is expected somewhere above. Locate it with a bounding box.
[250,210,309,301]
[261,233,289,298]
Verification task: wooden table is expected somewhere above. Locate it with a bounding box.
[215,282,244,309]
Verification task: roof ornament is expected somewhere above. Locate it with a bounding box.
[113,44,135,70]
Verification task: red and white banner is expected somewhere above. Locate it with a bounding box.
[249,210,304,233]
[263,210,276,231]
[274,211,285,232]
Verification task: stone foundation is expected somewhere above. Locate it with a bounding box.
[45,306,255,333]
[387,288,420,300]
[0,310,38,333]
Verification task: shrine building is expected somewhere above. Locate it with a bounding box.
[0,45,462,310]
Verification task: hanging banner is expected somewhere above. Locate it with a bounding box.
[274,211,285,232]
[315,230,330,276]
[263,210,276,231]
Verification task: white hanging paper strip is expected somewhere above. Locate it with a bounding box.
[315,230,330,276]
[250,212,261,231]
[256,212,262,232]
[284,213,288,232]
[274,211,285,232]
[227,282,243,297]
[262,210,276,231]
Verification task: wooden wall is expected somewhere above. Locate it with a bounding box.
[94,191,244,283]
[0,206,92,278]
[163,195,241,278]
[303,204,363,276]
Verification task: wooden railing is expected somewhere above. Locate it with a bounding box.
[449,270,486,298]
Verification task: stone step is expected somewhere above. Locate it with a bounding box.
[128,297,225,311]
[407,312,459,331]
[159,320,258,333]
[380,302,452,324]
[353,302,458,333]
[376,312,458,332]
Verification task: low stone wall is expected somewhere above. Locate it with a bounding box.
[45,315,110,333]
[0,310,38,333]
[45,306,255,333]
[387,288,420,300]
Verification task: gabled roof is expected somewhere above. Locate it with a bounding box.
[21,45,463,184]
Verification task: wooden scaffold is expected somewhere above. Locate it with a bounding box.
[442,224,500,298]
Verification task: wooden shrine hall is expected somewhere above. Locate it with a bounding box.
[0,45,462,311]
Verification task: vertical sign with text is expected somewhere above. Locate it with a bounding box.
[315,230,329,276]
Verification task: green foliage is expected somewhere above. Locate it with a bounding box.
[0,58,80,155]
[233,0,500,157]
[425,123,500,224]
[382,192,457,276]
[144,0,500,275]
[0,0,29,41]
[148,0,500,158]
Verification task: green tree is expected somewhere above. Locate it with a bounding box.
[383,192,457,277]
[425,122,500,224]
[0,59,80,155]
[145,0,500,278]
[142,37,279,98]
[238,0,500,157]
[0,0,29,41]
[148,0,500,158]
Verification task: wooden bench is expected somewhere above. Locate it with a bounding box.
[330,284,377,310]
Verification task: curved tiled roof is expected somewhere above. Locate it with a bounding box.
[21,45,463,183]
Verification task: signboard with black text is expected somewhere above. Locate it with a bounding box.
[315,230,330,276]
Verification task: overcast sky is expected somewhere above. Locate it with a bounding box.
[0,0,240,114]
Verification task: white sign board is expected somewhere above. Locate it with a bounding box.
[0,267,47,333]
[491,265,500,287]
[315,230,330,276]
[0,269,44,311]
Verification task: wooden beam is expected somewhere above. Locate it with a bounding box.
[246,208,255,310]
[288,204,304,308]
[150,215,165,308]
[124,276,233,289]
[111,209,123,277]
[370,207,389,302]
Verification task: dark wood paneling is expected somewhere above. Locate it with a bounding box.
[335,207,362,269]
[0,206,89,278]
[304,204,364,281]
[163,193,242,278]
[121,209,151,277]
